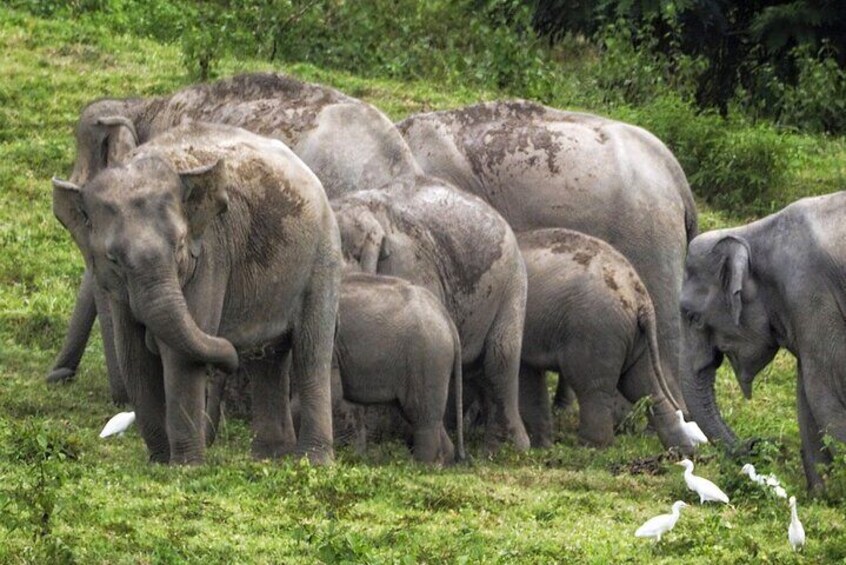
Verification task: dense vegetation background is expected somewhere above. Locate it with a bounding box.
[1,1,845,561]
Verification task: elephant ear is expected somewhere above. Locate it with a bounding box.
[96,116,139,168]
[714,235,750,325]
[52,177,90,255]
[180,158,229,256]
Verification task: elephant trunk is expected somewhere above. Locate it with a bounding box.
[128,262,238,373]
[681,323,737,445]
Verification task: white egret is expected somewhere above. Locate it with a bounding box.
[763,473,781,487]
[774,485,788,499]
[677,459,729,504]
[99,411,136,438]
[740,463,766,485]
[635,501,687,542]
[788,496,805,551]
[675,410,708,445]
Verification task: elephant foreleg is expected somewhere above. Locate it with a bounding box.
[110,299,169,463]
[160,345,209,465]
[92,287,129,404]
[797,363,829,494]
[290,265,339,465]
[47,269,96,384]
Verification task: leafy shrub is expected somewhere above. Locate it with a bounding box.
[778,43,846,135]
[0,419,80,562]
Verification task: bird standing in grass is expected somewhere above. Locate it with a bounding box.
[675,410,708,445]
[99,411,136,438]
[678,459,729,504]
[788,496,805,551]
[635,500,687,542]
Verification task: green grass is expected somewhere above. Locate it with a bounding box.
[1,6,844,562]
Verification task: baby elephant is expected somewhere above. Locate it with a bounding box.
[335,273,465,464]
[517,229,692,451]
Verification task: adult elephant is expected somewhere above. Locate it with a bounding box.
[48,72,422,398]
[680,192,846,491]
[332,176,531,453]
[52,122,342,464]
[397,100,697,406]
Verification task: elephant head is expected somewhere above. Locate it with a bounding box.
[332,201,391,273]
[70,100,142,185]
[52,154,238,373]
[680,232,779,444]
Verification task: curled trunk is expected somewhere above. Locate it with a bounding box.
[681,323,737,445]
[128,263,238,373]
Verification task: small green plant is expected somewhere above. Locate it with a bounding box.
[0,420,80,562]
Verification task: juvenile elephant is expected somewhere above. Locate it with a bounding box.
[332,176,531,453]
[516,230,693,451]
[332,273,465,464]
[398,101,697,408]
[52,122,341,464]
[49,72,422,398]
[681,192,846,491]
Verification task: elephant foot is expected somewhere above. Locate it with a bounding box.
[295,444,334,466]
[170,453,204,466]
[484,424,530,455]
[251,439,296,460]
[46,367,76,384]
[148,450,170,464]
[530,434,553,449]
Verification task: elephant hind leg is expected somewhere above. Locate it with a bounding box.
[480,291,531,454]
[250,350,297,460]
[519,364,553,448]
[558,344,624,447]
[618,350,687,450]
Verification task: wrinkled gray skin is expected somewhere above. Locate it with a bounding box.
[681,192,846,491]
[517,229,693,452]
[332,176,531,453]
[52,122,341,465]
[331,273,464,464]
[49,72,421,396]
[398,101,697,409]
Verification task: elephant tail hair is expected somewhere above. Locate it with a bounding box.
[450,319,465,463]
[638,301,683,412]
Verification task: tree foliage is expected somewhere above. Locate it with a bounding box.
[531,0,846,130]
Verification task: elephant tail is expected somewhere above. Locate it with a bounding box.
[638,300,683,412]
[450,318,465,463]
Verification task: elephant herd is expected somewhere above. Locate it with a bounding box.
[46,73,846,490]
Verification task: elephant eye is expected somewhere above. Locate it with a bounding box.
[78,205,91,228]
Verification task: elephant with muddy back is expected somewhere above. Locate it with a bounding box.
[48,73,423,401]
[681,192,846,491]
[332,176,530,453]
[398,101,698,408]
[52,122,342,464]
[516,229,693,452]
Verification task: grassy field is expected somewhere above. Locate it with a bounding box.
[1,6,845,563]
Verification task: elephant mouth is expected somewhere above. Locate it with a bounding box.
[726,352,755,399]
